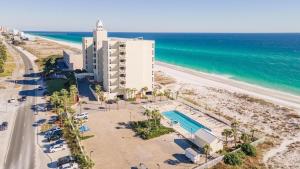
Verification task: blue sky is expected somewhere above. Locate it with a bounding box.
[1,0,300,32]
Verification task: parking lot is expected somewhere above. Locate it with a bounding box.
[78,101,196,169]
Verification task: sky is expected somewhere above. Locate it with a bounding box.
[0,0,300,33]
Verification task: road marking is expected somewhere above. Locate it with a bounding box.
[22,135,24,141]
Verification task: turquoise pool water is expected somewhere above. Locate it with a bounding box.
[163,110,210,134]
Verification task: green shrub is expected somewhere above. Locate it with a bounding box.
[223,152,242,166]
[236,150,246,159]
[131,120,174,139]
[241,143,257,156]
[80,135,95,140]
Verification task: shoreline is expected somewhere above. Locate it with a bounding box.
[34,35,300,111]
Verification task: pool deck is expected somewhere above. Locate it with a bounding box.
[143,100,230,141]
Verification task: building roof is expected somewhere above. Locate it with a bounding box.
[96,20,103,28]
[185,148,199,156]
[63,49,81,55]
[194,128,218,144]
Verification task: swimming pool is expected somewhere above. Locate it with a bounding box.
[163,110,210,134]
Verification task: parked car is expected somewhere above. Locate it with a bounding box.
[57,156,77,169]
[74,112,88,120]
[50,139,65,146]
[45,128,62,139]
[49,143,67,153]
[0,122,8,131]
[44,126,60,135]
[35,105,47,111]
[47,133,62,142]
[8,98,16,103]
[59,162,79,169]
[48,116,58,124]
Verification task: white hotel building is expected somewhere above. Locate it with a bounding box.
[82,20,155,99]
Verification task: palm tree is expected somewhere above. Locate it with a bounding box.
[141,86,148,98]
[152,88,158,102]
[250,128,258,141]
[221,129,232,148]
[57,106,65,126]
[60,89,69,112]
[151,109,162,127]
[143,109,152,130]
[132,88,137,100]
[50,91,60,113]
[175,91,179,100]
[124,88,131,100]
[203,144,212,163]
[241,132,250,143]
[159,92,164,101]
[69,85,78,103]
[231,120,239,147]
[164,89,171,100]
[115,96,120,110]
[143,109,152,120]
[95,84,101,102]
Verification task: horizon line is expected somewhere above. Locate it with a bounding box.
[24,30,300,34]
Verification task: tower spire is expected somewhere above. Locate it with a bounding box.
[96,19,103,30]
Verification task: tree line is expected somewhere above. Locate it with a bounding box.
[0,42,8,73]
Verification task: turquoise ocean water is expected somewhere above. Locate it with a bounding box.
[26,31,300,95]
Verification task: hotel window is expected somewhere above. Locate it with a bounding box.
[93,65,96,69]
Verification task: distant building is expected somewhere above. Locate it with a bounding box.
[82,37,94,73]
[63,50,83,70]
[82,20,155,99]
[193,128,223,153]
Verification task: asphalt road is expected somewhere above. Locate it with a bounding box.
[4,44,37,169]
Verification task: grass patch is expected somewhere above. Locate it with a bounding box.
[131,119,174,139]
[46,71,76,95]
[0,53,15,77]
[46,79,68,94]
[211,142,269,169]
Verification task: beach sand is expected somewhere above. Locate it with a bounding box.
[27,36,300,168]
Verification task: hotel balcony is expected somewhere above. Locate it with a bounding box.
[119,69,126,74]
[109,66,119,72]
[109,79,119,86]
[119,42,126,48]
[119,81,126,88]
[119,62,126,67]
[109,63,118,68]
[109,72,119,79]
[119,47,126,53]
[119,76,126,81]
[119,55,125,60]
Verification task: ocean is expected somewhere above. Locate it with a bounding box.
[26,31,300,95]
